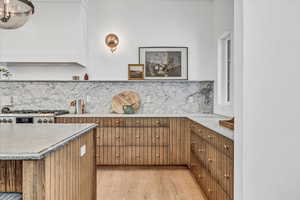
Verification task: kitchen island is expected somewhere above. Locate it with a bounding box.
[0,124,97,200]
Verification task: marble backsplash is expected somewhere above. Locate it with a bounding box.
[0,81,214,114]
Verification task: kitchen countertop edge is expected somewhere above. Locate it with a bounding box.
[0,124,97,160]
[57,113,234,140]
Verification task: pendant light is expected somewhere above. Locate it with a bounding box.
[0,0,35,30]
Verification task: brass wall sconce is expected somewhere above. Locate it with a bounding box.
[105,33,119,53]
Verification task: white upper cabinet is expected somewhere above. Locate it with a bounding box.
[0,0,88,66]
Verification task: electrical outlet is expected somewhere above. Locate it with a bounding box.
[80,145,86,157]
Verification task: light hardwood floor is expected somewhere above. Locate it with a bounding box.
[97,168,207,200]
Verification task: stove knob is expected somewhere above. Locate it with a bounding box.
[3,119,7,123]
[38,119,43,124]
[43,119,48,123]
[49,119,54,123]
[7,119,13,123]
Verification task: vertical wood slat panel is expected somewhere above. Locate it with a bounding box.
[0,160,23,193]
[57,117,190,166]
[43,129,95,200]
[22,159,45,200]
[190,121,234,200]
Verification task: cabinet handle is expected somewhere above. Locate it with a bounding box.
[224,144,230,150]
[116,154,120,158]
[198,174,204,179]
[224,174,231,179]
[115,136,120,139]
[136,135,140,139]
[136,154,140,158]
[156,135,160,139]
[207,135,214,139]
[156,154,160,157]
[207,188,213,193]
[208,158,213,163]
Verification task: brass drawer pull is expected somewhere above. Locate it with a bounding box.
[115,136,120,139]
[198,174,204,179]
[224,174,231,179]
[224,144,230,150]
[207,188,213,193]
[208,158,213,163]
[156,154,160,157]
[156,136,160,139]
[136,136,140,139]
[116,154,120,158]
[207,135,215,139]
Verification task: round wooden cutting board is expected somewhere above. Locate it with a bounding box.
[112,91,141,114]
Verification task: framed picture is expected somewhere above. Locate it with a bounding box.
[128,64,144,80]
[139,47,188,80]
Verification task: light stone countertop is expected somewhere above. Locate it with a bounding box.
[0,124,97,160]
[56,113,222,118]
[57,113,234,140]
[189,116,234,140]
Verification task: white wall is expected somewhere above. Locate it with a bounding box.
[87,0,215,80]
[6,64,87,80]
[1,0,217,81]
[213,0,234,116]
[236,0,300,199]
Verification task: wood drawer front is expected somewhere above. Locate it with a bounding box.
[191,133,207,165]
[125,146,169,165]
[97,128,126,146]
[191,123,207,138]
[125,118,170,128]
[191,154,232,200]
[97,146,169,165]
[97,127,170,147]
[125,127,170,146]
[96,146,126,165]
[191,123,219,146]
[222,137,234,159]
[218,153,234,199]
[192,122,233,159]
[205,144,234,199]
[191,132,233,199]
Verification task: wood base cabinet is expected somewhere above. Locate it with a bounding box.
[0,129,96,200]
[56,117,190,166]
[190,121,234,200]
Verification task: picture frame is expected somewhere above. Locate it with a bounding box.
[128,64,144,80]
[139,47,188,80]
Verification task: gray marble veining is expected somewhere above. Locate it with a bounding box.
[0,81,214,114]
